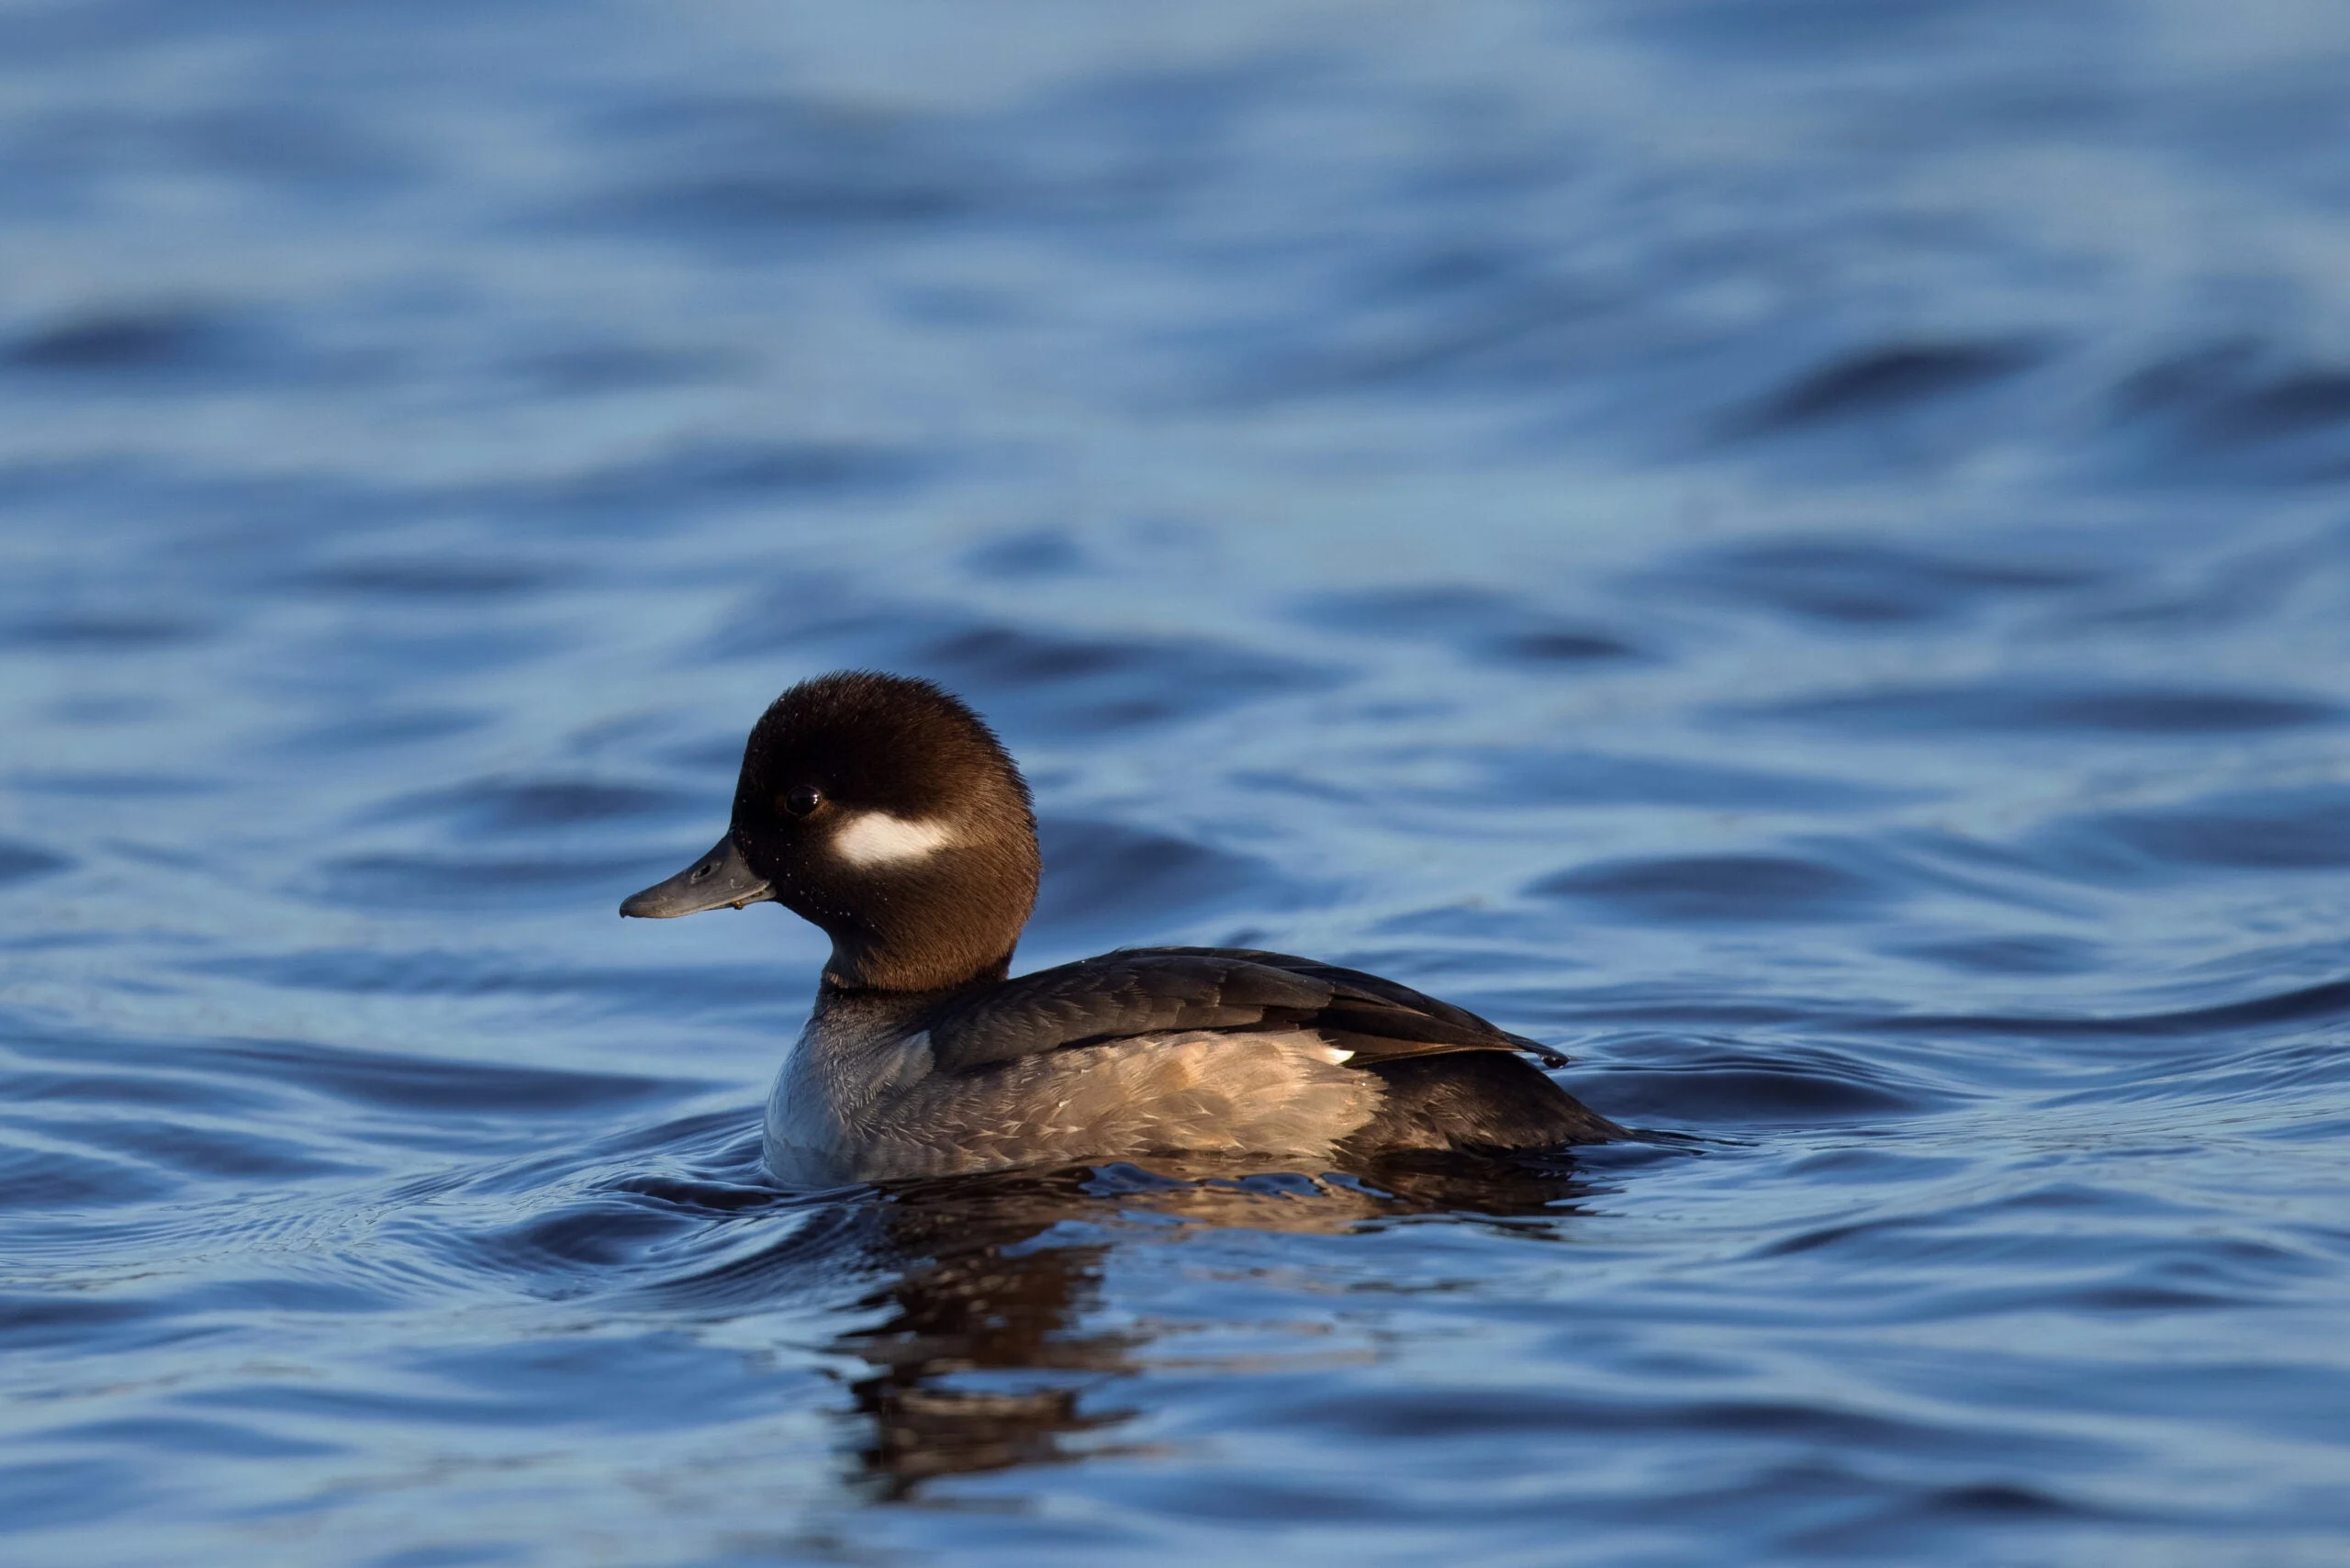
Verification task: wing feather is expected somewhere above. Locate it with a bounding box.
[924,946,1568,1074]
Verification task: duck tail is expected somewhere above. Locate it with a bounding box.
[1341,1052,1623,1157]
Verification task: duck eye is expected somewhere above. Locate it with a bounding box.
[780,784,822,818]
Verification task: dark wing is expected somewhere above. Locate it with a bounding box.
[924,946,1569,1075]
[1141,946,1573,1067]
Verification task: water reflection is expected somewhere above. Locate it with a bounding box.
[832,1157,1594,1500]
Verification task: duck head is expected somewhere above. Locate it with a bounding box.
[621,671,1040,991]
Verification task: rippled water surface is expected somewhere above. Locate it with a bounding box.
[6,2,2350,1562]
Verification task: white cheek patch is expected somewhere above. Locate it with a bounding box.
[833,812,958,867]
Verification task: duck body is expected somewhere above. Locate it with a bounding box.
[763,965,1378,1185]
[622,672,1620,1186]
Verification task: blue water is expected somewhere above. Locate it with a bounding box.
[6,2,2350,1562]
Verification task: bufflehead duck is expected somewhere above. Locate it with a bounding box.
[621,671,1620,1185]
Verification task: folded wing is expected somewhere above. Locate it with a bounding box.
[924,946,1570,1074]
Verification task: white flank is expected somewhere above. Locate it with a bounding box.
[833,812,958,867]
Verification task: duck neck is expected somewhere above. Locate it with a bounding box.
[821,934,1013,994]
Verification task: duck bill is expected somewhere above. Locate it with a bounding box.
[620,833,776,918]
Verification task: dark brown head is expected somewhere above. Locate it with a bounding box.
[620,671,1040,991]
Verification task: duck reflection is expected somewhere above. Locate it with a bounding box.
[831,1155,1593,1500]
